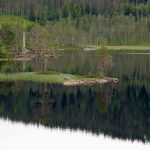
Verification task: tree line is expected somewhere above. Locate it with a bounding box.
[1,0,150,22]
[1,0,150,51]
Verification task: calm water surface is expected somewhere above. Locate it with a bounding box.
[0,50,150,149]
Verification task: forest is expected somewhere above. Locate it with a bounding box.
[1,0,150,52]
[1,1,150,146]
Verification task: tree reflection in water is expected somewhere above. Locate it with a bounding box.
[0,51,150,143]
[0,81,150,143]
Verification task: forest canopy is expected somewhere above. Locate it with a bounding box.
[0,0,150,21]
[1,0,150,50]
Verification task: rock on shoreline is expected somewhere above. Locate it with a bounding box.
[63,77,118,86]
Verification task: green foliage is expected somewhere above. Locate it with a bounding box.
[0,24,15,49]
[0,15,34,29]
[62,1,84,21]
[0,52,14,58]
[0,16,34,51]
[124,3,149,19]
[0,42,5,51]
[0,1,150,22]
[46,20,88,47]
[1,1,150,49]
[26,23,53,51]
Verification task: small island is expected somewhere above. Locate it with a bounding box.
[0,72,118,86]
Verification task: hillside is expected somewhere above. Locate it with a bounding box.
[0,15,34,29]
[0,0,150,21]
[1,0,150,52]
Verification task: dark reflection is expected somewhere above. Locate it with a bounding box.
[0,51,150,143]
[0,80,150,143]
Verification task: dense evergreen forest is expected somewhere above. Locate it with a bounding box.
[0,0,149,20]
[1,0,150,51]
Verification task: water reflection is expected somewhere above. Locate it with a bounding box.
[0,80,150,143]
[0,50,150,144]
[0,50,113,76]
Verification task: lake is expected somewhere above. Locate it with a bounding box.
[0,50,150,149]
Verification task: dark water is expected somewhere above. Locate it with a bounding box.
[0,50,150,143]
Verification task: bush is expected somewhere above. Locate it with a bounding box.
[26,23,53,51]
[0,24,15,49]
[0,42,5,51]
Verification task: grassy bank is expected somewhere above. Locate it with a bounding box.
[95,46,150,51]
[0,72,117,85]
[0,72,86,84]
[63,45,150,51]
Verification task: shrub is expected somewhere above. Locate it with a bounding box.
[0,24,15,50]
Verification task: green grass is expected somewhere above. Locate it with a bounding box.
[0,52,15,58]
[0,72,80,84]
[0,72,102,84]
[95,45,150,51]
[0,15,34,29]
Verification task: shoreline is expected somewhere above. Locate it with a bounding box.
[82,45,150,51]
[96,46,150,51]
[63,77,118,86]
[0,72,118,86]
